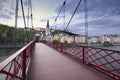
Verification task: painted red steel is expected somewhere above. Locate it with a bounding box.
[27,43,110,80]
[0,41,35,80]
[45,41,120,80]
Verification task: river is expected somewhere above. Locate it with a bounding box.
[101,45,120,51]
[90,44,120,51]
[0,49,15,63]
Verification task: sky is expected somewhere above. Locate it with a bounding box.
[0,0,120,36]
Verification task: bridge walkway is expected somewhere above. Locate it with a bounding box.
[27,43,110,80]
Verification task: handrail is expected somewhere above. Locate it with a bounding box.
[44,41,120,80]
[0,40,35,80]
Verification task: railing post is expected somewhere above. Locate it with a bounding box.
[61,43,63,52]
[22,49,26,80]
[52,42,54,48]
[83,46,85,64]
[48,41,50,46]
[55,43,57,49]
[30,44,32,55]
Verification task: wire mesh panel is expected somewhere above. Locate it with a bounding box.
[62,44,83,61]
[86,47,120,79]
[0,41,35,80]
[45,41,120,80]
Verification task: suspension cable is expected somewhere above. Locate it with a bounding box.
[13,0,19,50]
[84,0,88,45]
[64,0,82,31]
[64,0,66,30]
[55,1,66,22]
[29,0,34,29]
[20,0,29,38]
[27,0,30,28]
[51,0,66,29]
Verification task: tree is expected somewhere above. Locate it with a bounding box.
[0,24,14,43]
[0,24,35,43]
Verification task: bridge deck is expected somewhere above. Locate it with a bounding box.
[27,43,110,80]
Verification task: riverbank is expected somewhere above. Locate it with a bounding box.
[0,44,26,49]
[0,48,19,63]
[0,45,24,49]
[88,43,120,47]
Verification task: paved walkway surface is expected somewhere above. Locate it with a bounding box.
[27,43,110,80]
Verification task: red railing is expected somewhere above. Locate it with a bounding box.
[0,41,35,80]
[45,41,120,80]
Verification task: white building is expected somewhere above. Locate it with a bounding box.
[101,35,111,43]
[67,36,74,44]
[111,35,120,43]
[75,36,80,43]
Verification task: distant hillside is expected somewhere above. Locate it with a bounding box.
[0,24,35,44]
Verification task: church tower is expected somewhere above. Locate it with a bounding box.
[45,20,50,36]
[46,20,49,29]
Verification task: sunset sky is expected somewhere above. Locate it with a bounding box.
[0,0,120,36]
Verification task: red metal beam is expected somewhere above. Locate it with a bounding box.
[1,70,23,80]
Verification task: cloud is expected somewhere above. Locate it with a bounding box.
[0,0,7,3]
[55,0,120,18]
[0,5,3,11]
[40,19,47,22]
[0,0,120,36]
[88,0,120,17]
[23,0,28,6]
[18,16,22,18]
[65,21,120,36]
[62,0,120,16]
[55,0,81,14]
[18,15,30,19]
[0,14,12,19]
[10,6,15,11]
[0,0,15,17]
[88,16,120,28]
[0,0,5,11]
[62,15,120,35]
[9,12,14,15]
[54,0,120,35]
